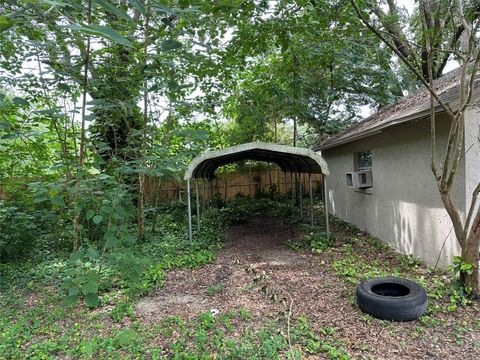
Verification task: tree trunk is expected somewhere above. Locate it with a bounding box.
[138,174,145,240]
[274,117,277,143]
[293,117,297,147]
[461,211,480,294]
[460,231,480,294]
[440,191,465,247]
[151,180,161,236]
[73,214,81,251]
[138,3,150,241]
[73,0,92,251]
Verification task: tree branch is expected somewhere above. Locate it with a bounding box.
[465,182,480,239]
[350,0,456,119]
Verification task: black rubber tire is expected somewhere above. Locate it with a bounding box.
[356,277,428,321]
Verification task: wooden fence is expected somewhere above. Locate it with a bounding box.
[145,169,323,203]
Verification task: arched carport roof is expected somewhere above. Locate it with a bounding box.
[184,141,329,180]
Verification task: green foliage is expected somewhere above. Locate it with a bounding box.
[291,317,350,360]
[222,1,402,145]
[0,278,349,359]
[61,257,100,307]
[0,93,69,179]
[111,302,135,322]
[326,222,474,316]
[206,284,225,296]
[286,238,303,252]
[0,196,477,359]
[59,207,219,306]
[157,311,350,359]
[445,257,474,310]
[0,0,407,292]
[0,201,65,262]
[0,203,41,262]
[451,256,474,276]
[204,196,299,227]
[398,254,422,268]
[286,229,333,254]
[308,231,333,254]
[238,308,251,320]
[0,15,13,32]
[331,246,398,284]
[157,250,215,270]
[0,193,223,308]
[1,0,476,357]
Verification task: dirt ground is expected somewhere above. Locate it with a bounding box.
[136,217,480,359]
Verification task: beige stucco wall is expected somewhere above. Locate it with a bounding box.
[465,107,480,228]
[322,114,467,267]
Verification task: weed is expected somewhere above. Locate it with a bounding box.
[331,252,399,285]
[414,326,424,336]
[206,284,225,296]
[419,315,444,327]
[365,236,391,250]
[111,302,135,322]
[286,238,304,251]
[361,314,373,325]
[291,317,350,359]
[309,231,333,254]
[398,254,422,268]
[239,308,251,320]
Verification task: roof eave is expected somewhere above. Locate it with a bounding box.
[316,105,446,151]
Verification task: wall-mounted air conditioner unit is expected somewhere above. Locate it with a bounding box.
[346,171,373,188]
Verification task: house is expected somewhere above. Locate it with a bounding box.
[314,68,480,267]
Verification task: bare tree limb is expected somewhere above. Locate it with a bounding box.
[465,183,480,239]
[419,0,439,179]
[350,0,456,120]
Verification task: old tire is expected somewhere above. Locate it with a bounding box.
[356,277,428,321]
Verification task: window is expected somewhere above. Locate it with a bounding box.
[346,151,373,190]
[356,151,372,171]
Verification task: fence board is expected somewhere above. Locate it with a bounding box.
[145,169,323,203]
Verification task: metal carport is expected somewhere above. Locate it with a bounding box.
[184,142,330,241]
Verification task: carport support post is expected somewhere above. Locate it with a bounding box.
[323,176,330,239]
[290,172,294,202]
[207,179,211,207]
[195,179,200,232]
[210,179,214,204]
[187,179,192,241]
[202,179,206,203]
[205,179,208,206]
[299,173,303,218]
[309,173,314,226]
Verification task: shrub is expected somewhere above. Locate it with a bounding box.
[0,202,61,262]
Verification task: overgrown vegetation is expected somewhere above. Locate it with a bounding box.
[0,197,339,359]
[156,312,350,359]
[1,0,478,295]
[292,214,476,314]
[1,197,480,358]
[1,0,479,358]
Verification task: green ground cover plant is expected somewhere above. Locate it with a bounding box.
[1,197,479,359]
